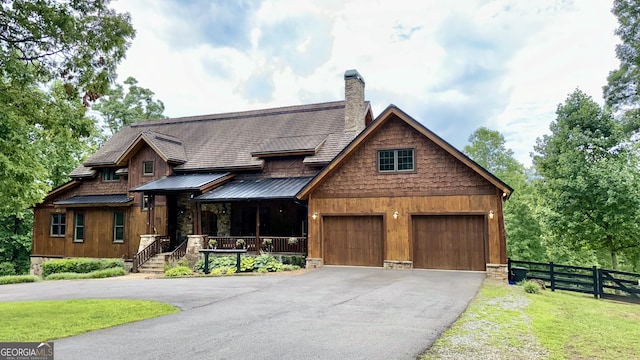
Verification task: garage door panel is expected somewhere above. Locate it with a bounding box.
[323,216,383,267]
[413,215,485,271]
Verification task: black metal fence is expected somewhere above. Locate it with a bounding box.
[508,259,640,303]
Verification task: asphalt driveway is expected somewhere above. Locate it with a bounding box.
[0,267,484,360]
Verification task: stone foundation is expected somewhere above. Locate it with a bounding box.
[30,256,62,277]
[138,234,160,252]
[383,260,413,270]
[306,258,323,269]
[486,263,508,281]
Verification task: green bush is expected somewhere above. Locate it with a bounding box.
[42,258,124,277]
[165,266,192,277]
[257,268,268,274]
[240,257,255,272]
[0,275,38,285]
[281,256,306,268]
[0,262,16,276]
[522,280,541,294]
[45,268,126,281]
[194,256,238,273]
[282,264,301,271]
[164,258,190,272]
[254,254,282,272]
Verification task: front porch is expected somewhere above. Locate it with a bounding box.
[206,236,307,254]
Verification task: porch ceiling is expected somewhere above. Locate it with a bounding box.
[195,177,313,202]
[130,173,232,193]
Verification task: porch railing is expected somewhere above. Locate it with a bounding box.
[132,235,169,272]
[207,236,307,254]
[167,238,189,264]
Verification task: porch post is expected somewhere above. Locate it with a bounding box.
[194,201,202,235]
[255,203,260,253]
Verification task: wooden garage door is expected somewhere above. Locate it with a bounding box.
[412,215,486,271]
[323,216,384,267]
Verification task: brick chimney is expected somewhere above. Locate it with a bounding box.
[344,69,366,134]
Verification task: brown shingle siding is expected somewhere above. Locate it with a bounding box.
[313,116,495,198]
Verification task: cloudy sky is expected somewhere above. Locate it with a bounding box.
[109,0,620,166]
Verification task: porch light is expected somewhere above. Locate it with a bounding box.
[312,212,318,220]
[393,211,399,219]
[489,210,494,220]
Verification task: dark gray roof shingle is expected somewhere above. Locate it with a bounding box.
[75,101,359,176]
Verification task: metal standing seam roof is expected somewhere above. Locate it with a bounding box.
[130,173,232,192]
[53,194,133,206]
[195,177,313,201]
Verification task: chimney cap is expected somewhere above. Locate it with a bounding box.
[344,69,365,85]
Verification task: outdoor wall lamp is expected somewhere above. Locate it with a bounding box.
[489,210,494,220]
[393,211,399,219]
[312,212,318,220]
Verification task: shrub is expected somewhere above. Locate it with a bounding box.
[0,275,38,285]
[254,254,282,272]
[165,266,193,277]
[257,268,268,274]
[282,264,301,271]
[194,256,239,273]
[522,280,541,294]
[164,258,190,272]
[45,268,126,280]
[281,256,306,268]
[0,262,16,276]
[42,258,124,277]
[240,257,256,272]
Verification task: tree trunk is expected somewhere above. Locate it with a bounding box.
[611,249,618,270]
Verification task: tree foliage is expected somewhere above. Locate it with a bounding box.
[0,0,135,103]
[464,127,546,262]
[533,89,640,269]
[0,0,135,273]
[92,76,165,135]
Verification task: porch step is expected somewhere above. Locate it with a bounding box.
[138,253,170,274]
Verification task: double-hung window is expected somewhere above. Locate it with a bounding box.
[50,213,66,237]
[142,161,154,176]
[378,149,415,172]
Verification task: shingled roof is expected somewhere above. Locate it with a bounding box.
[72,101,364,177]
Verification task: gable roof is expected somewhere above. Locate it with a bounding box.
[297,105,513,199]
[74,101,370,177]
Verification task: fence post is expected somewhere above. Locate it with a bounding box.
[507,258,512,282]
[591,266,598,299]
[597,268,604,299]
[550,262,555,292]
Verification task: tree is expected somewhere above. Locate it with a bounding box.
[92,76,165,135]
[464,128,546,262]
[0,0,135,102]
[533,89,640,269]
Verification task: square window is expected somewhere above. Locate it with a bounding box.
[50,213,66,237]
[378,149,415,172]
[142,161,154,176]
[74,213,84,242]
[113,211,125,243]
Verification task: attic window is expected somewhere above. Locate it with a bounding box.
[102,168,118,182]
[143,161,154,176]
[378,149,414,172]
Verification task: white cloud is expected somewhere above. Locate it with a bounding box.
[110,0,619,167]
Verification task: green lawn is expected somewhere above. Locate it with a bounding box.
[422,281,640,360]
[0,299,179,342]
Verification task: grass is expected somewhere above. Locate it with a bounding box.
[0,275,39,285]
[422,281,640,360]
[0,299,179,342]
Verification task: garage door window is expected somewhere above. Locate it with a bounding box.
[378,149,414,172]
